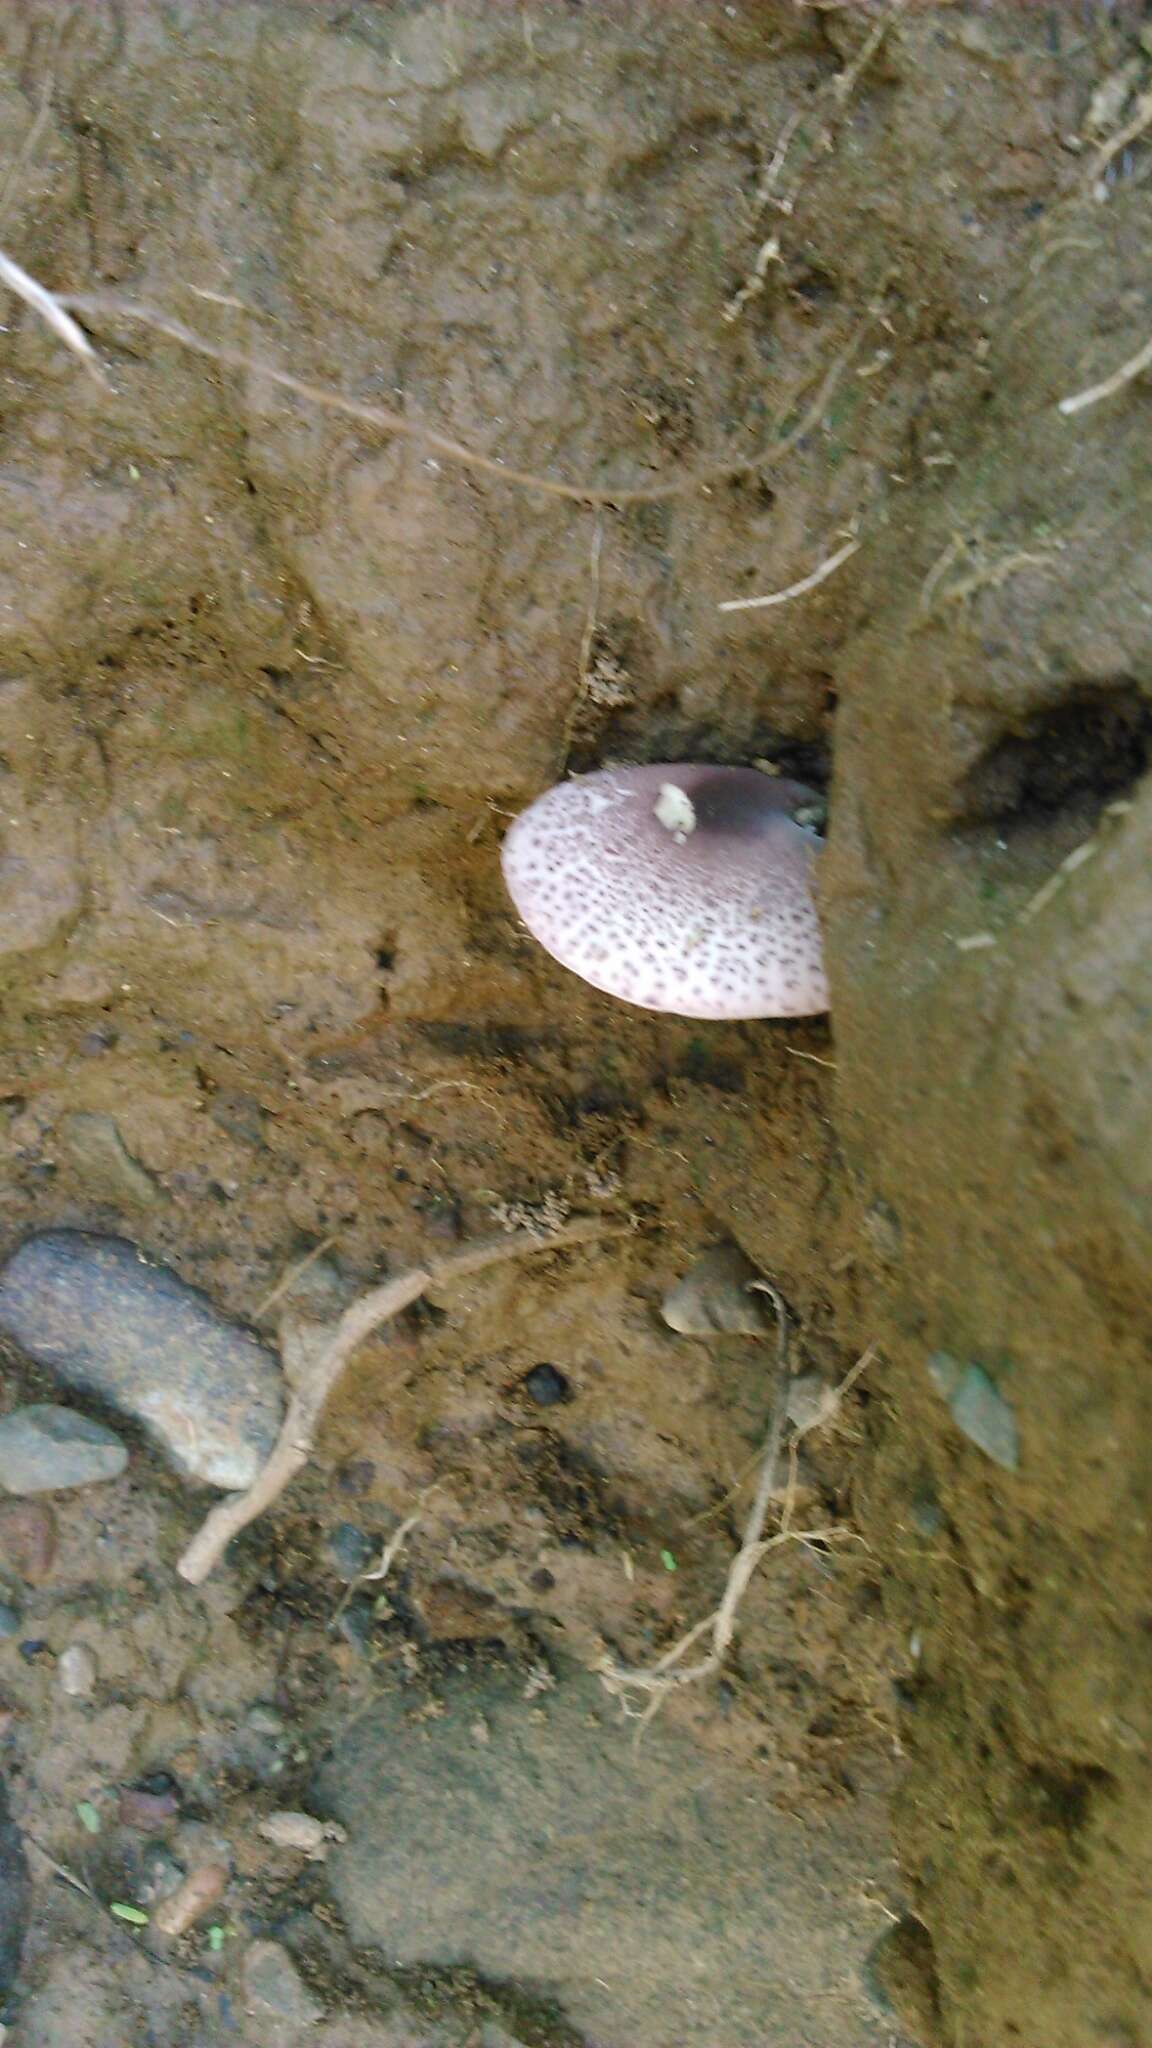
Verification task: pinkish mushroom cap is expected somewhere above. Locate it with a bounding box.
[500,762,829,1020]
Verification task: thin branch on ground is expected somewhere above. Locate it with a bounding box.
[62,289,880,507]
[0,249,109,388]
[598,1336,876,1730]
[719,534,859,613]
[1059,330,1152,415]
[177,1215,620,1585]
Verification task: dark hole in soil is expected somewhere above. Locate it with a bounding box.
[956,682,1152,831]
[1026,1762,1117,1839]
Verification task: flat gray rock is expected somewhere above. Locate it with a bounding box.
[321,1668,904,2048]
[0,1405,127,1495]
[0,1232,283,1490]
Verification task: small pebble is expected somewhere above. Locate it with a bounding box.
[0,1231,284,1490]
[927,1352,1019,1471]
[661,1245,771,1338]
[0,1605,20,1640]
[0,1500,57,1582]
[58,1644,97,1698]
[325,1522,374,1582]
[241,1939,324,2025]
[521,1364,570,1407]
[0,1405,127,1495]
[256,1810,346,1860]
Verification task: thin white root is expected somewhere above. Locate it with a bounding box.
[0,249,108,388]
[177,1216,617,1585]
[1059,331,1152,416]
[599,1339,876,1728]
[719,536,859,614]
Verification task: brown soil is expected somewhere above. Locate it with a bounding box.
[0,3,1149,2045]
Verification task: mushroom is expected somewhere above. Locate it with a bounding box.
[500,763,828,1020]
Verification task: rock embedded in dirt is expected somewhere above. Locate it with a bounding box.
[322,1667,902,2048]
[58,1644,97,1698]
[927,1352,1019,1471]
[0,1232,284,1490]
[661,1244,772,1338]
[61,1112,161,1209]
[521,1362,570,1405]
[0,1500,57,1582]
[257,1810,346,1860]
[0,1604,20,1640]
[242,1939,324,2025]
[325,1522,374,1582]
[0,1405,128,1495]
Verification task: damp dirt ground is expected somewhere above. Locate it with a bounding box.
[0,4,1150,2045]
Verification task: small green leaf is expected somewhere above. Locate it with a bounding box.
[660,1550,678,1572]
[110,1902,149,1926]
[76,1801,101,1835]
[207,1925,225,1953]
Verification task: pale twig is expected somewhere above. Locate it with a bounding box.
[177,1217,617,1584]
[63,290,874,507]
[1059,330,1152,415]
[719,535,859,614]
[0,250,109,388]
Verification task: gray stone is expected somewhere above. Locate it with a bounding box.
[927,1353,1019,1471]
[241,1939,324,2025]
[321,1668,904,2048]
[0,1232,284,1490]
[0,1603,19,1639]
[948,1365,1019,1472]
[660,1244,772,1338]
[0,1406,128,1495]
[61,1112,161,1208]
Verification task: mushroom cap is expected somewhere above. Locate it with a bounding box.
[500,762,829,1020]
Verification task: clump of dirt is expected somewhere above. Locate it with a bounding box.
[0,2,1149,2044]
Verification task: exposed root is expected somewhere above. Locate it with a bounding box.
[63,289,884,506]
[177,1216,620,1585]
[723,0,905,322]
[719,534,859,614]
[0,249,109,388]
[1059,330,1152,416]
[599,1291,876,1731]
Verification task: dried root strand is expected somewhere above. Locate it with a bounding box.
[177,1217,617,1586]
